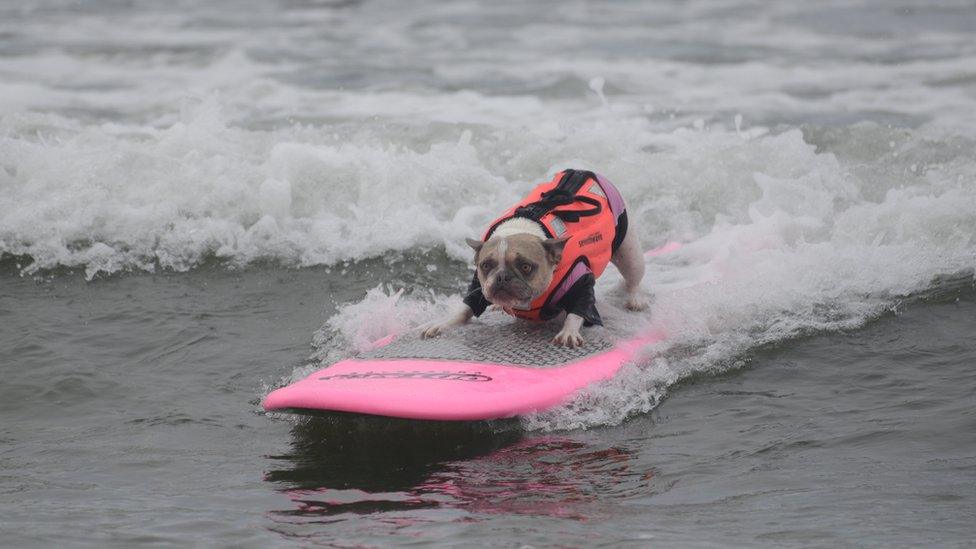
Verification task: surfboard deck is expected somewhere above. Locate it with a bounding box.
[263,312,663,421]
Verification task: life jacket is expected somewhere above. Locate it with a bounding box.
[482,169,623,321]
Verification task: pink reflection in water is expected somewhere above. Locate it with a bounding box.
[273,435,653,525]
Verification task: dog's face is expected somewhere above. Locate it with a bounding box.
[466,235,568,309]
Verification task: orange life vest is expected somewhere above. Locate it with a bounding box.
[482,169,622,321]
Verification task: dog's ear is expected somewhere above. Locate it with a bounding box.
[541,237,569,265]
[465,237,484,256]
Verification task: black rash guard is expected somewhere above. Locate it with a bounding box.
[462,271,602,327]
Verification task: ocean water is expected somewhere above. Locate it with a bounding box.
[2,0,975,546]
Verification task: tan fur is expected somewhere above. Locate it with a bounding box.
[475,234,556,309]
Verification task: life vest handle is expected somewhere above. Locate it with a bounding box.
[513,170,603,224]
[550,194,602,222]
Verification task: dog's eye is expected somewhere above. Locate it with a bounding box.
[480,260,495,271]
[518,263,534,275]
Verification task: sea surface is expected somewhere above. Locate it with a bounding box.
[2,0,975,546]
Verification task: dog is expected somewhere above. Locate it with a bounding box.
[421,169,647,347]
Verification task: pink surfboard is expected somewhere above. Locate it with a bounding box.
[263,314,664,421]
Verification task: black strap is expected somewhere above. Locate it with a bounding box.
[513,169,602,223]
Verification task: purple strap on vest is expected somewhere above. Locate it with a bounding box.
[595,173,625,224]
[550,260,592,306]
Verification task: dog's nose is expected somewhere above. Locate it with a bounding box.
[497,270,514,283]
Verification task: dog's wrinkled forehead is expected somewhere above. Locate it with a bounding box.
[478,235,548,269]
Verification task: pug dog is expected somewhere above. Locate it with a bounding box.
[420,169,647,347]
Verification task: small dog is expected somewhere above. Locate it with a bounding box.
[421,169,647,347]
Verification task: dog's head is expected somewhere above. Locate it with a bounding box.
[466,234,568,309]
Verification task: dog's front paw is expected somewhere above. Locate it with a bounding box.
[625,293,649,312]
[551,329,584,348]
[419,306,475,339]
[419,322,450,339]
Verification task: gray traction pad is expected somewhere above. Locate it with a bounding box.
[361,312,614,367]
